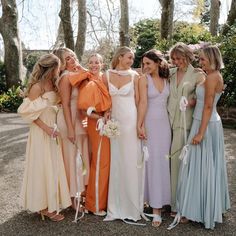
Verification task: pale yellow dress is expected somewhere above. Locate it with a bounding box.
[18,91,71,213]
[56,71,90,197]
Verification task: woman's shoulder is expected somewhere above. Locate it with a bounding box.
[28,83,43,100]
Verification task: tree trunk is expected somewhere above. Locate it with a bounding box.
[0,0,23,88]
[75,0,87,61]
[222,0,236,35]
[53,21,65,49]
[59,0,74,51]
[210,0,220,36]
[159,0,174,40]
[119,0,130,47]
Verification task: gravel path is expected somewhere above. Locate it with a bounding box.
[0,113,235,236]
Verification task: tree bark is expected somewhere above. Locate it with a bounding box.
[59,0,74,51]
[210,0,220,36]
[0,0,23,88]
[159,0,174,39]
[119,0,130,47]
[222,0,236,35]
[53,21,65,49]
[75,0,87,61]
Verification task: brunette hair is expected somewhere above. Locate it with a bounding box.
[141,49,169,78]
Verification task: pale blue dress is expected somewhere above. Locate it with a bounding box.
[176,86,230,229]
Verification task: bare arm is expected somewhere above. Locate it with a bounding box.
[192,74,218,144]
[58,75,75,143]
[137,75,148,139]
[134,75,140,107]
[28,84,59,137]
[102,73,111,121]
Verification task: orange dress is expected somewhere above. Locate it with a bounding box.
[69,71,111,213]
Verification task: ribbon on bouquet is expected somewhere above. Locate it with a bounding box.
[179,96,188,144]
[179,144,190,165]
[50,123,60,214]
[136,140,150,224]
[94,117,105,213]
[73,145,87,223]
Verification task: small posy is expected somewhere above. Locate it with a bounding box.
[103,119,120,138]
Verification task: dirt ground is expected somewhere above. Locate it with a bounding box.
[0,113,235,236]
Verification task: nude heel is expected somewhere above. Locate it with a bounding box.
[40,212,45,221]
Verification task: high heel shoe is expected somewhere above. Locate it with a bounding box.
[40,210,64,222]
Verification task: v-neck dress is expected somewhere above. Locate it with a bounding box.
[144,75,171,208]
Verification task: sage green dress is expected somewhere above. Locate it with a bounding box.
[167,64,203,211]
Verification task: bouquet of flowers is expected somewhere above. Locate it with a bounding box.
[103,119,120,138]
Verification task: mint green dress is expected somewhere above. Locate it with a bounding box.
[167,64,203,211]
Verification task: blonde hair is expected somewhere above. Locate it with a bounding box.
[111,46,133,69]
[88,53,103,64]
[26,54,60,96]
[170,42,195,64]
[53,47,77,71]
[201,45,224,70]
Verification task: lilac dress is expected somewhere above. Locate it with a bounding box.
[144,75,171,209]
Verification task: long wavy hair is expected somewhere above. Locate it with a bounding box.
[25,54,60,96]
[141,49,170,79]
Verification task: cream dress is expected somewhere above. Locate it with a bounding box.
[18,91,71,213]
[56,71,90,197]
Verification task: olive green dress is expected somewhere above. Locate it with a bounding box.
[167,64,203,211]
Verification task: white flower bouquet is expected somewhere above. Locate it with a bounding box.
[103,119,120,138]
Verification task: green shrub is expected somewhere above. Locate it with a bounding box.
[0,86,23,112]
[0,61,7,94]
[219,24,236,108]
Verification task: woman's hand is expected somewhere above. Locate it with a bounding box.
[67,128,76,144]
[45,126,59,138]
[192,133,203,145]
[188,98,196,107]
[104,110,111,122]
[137,125,147,140]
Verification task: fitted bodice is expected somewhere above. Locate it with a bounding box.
[107,71,137,125]
[147,75,169,107]
[193,86,222,121]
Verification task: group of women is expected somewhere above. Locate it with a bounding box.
[17,42,230,230]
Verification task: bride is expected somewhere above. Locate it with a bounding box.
[103,46,144,223]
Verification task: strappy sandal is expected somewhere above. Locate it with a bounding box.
[144,213,162,227]
[180,217,189,224]
[93,210,107,216]
[170,211,177,218]
[40,210,64,222]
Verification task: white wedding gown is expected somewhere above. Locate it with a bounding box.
[105,70,143,222]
